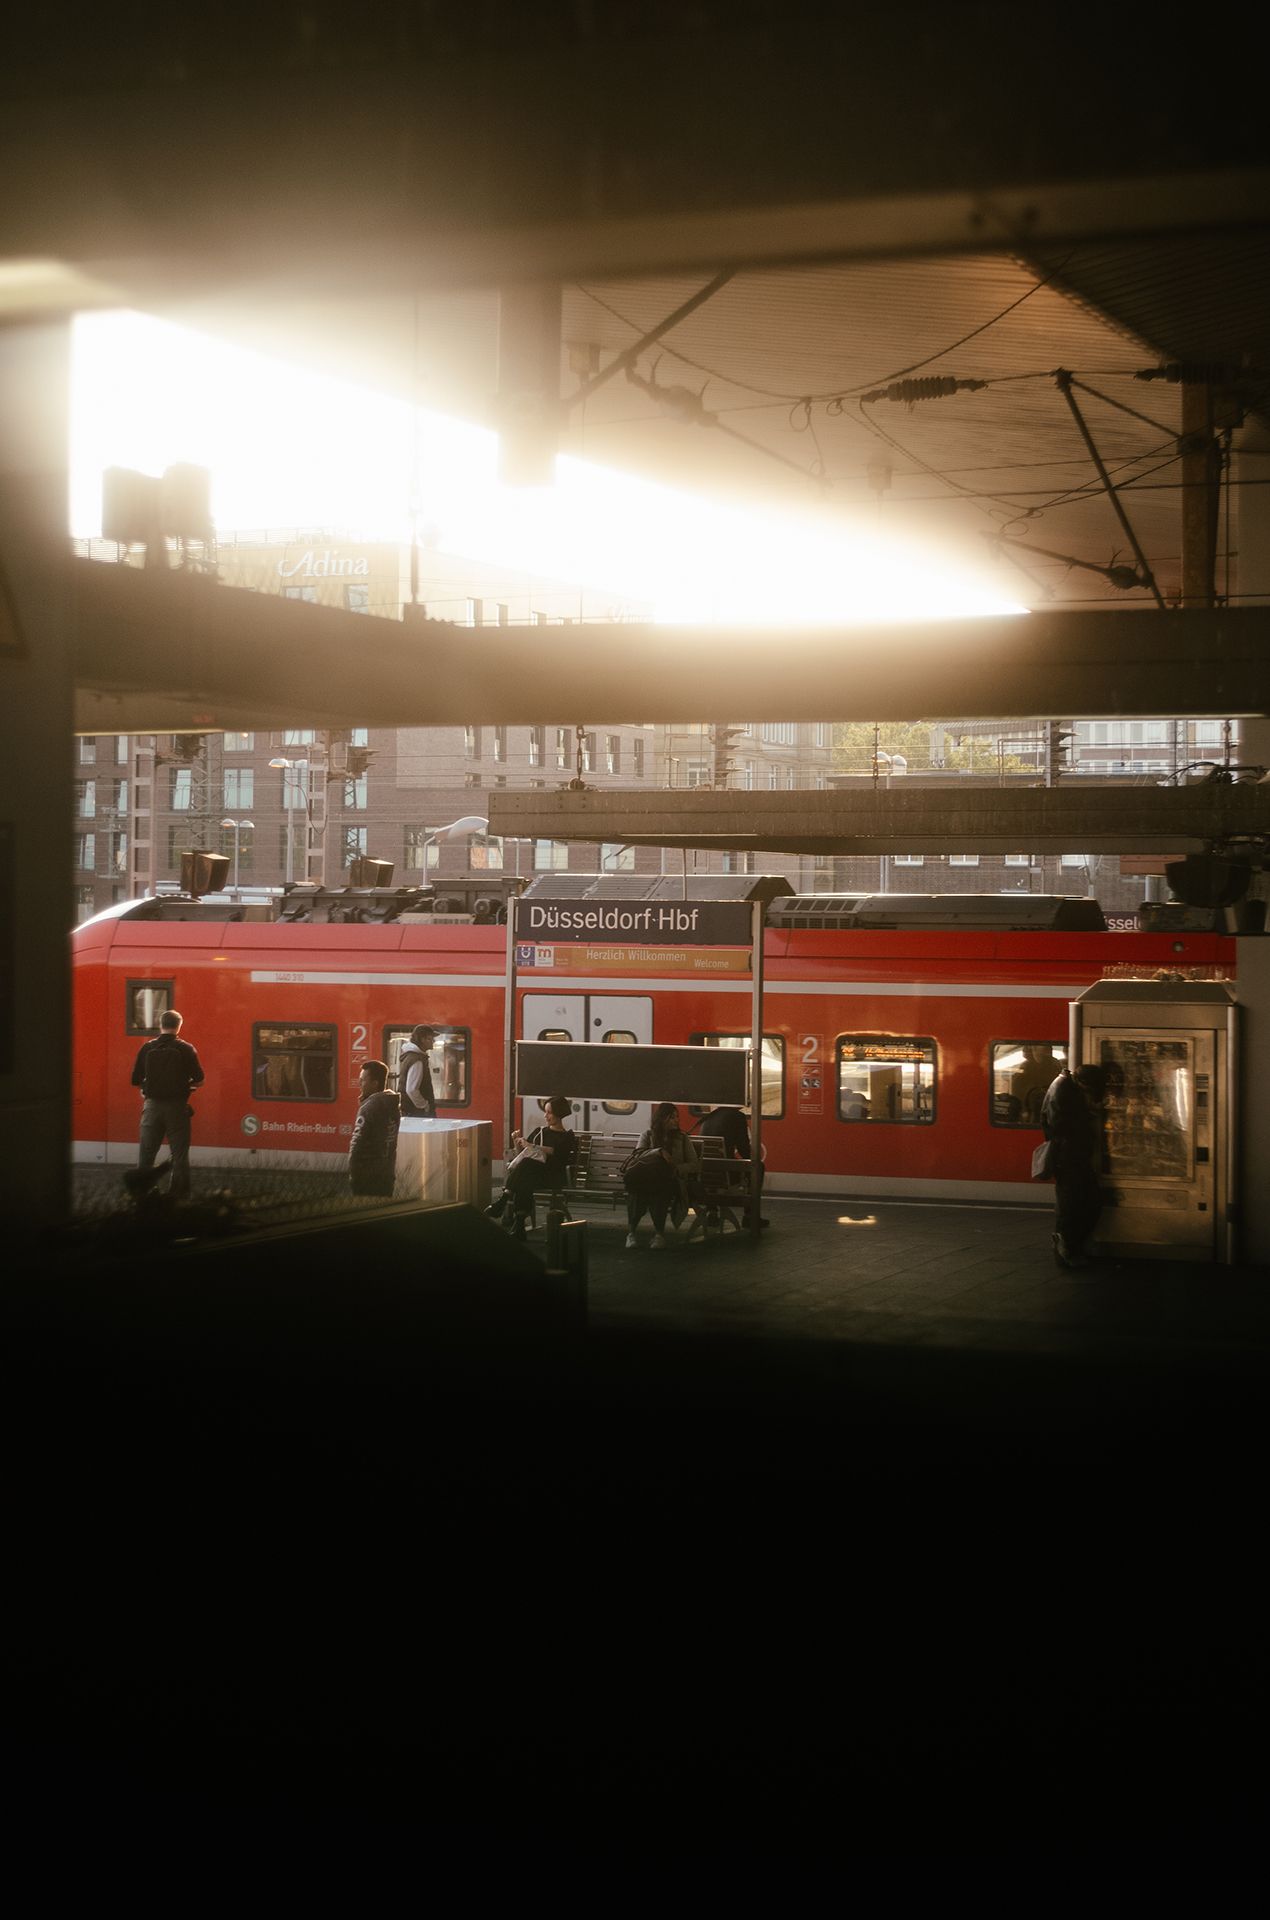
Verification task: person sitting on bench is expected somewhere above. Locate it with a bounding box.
[625,1103,705,1250]
[489,1094,577,1240]
[698,1103,769,1228]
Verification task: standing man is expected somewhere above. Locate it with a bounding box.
[131,1008,205,1201]
[1040,1062,1107,1269]
[348,1059,401,1197]
[398,1025,438,1119]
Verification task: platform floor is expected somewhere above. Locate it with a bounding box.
[579,1192,1270,1369]
[10,1185,1268,1865]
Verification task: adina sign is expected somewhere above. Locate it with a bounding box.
[276,549,369,579]
[515,898,754,946]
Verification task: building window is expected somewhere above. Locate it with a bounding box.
[556,728,570,770]
[165,826,189,867]
[343,774,368,810]
[580,733,594,773]
[116,736,130,764]
[1192,720,1225,748]
[125,979,174,1035]
[529,726,544,767]
[106,830,128,874]
[601,843,635,871]
[534,839,568,870]
[73,832,96,871]
[223,767,254,809]
[76,780,96,818]
[345,584,369,612]
[633,738,645,778]
[1004,854,1032,867]
[689,1033,785,1118]
[949,854,979,867]
[280,764,310,807]
[111,779,128,813]
[768,767,780,789]
[469,831,504,870]
[78,737,96,763]
[350,727,369,747]
[464,771,483,788]
[75,885,97,923]
[744,763,755,790]
[836,1035,936,1123]
[252,1022,337,1102]
[404,827,440,871]
[381,1026,471,1108]
[283,728,315,746]
[223,731,255,751]
[761,722,797,746]
[686,760,712,788]
[606,734,620,774]
[493,726,507,763]
[990,1040,1067,1127]
[1060,853,1088,868]
[814,722,832,748]
[284,585,317,602]
[340,827,368,867]
[893,854,924,867]
[464,724,480,759]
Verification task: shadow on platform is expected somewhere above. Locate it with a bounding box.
[6,1199,1266,1860]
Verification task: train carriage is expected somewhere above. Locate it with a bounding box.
[72,886,1236,1204]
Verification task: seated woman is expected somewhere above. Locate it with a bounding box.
[624,1103,705,1251]
[489,1094,577,1240]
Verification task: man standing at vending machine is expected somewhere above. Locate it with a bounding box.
[1041,1063,1108,1268]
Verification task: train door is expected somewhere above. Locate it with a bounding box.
[521,991,654,1134]
[585,993,653,1135]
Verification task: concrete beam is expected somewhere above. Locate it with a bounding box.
[71,563,1270,730]
[486,783,1270,856]
[4,12,1267,296]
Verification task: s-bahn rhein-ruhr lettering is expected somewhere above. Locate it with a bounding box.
[515,899,753,946]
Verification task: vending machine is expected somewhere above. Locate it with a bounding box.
[1070,979,1238,1264]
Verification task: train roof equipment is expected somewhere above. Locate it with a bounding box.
[765,893,1108,931]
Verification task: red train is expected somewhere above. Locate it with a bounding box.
[72,886,1236,1204]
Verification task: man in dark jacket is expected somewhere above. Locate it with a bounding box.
[697,1104,768,1228]
[1041,1063,1107,1268]
[131,1008,205,1200]
[348,1059,401,1197]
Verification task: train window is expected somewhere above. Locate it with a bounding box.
[688,1033,785,1118]
[600,1028,638,1116]
[382,1025,471,1108]
[836,1035,936,1123]
[252,1023,338,1102]
[990,1041,1067,1127]
[125,979,173,1035]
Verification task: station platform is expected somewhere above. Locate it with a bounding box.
[9,1183,1268,1864]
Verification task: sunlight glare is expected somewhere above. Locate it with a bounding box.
[71,310,1026,624]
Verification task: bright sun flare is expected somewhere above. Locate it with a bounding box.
[70,310,1025,625]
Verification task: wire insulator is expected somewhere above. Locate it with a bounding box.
[860,376,989,406]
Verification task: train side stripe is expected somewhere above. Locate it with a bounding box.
[249,968,1078,1000]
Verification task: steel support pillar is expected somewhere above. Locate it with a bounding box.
[0,318,72,1238]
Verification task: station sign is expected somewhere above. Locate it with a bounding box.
[514,897,754,947]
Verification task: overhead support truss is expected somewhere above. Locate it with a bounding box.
[486,783,1270,860]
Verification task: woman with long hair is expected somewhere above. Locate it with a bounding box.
[624,1102,704,1250]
